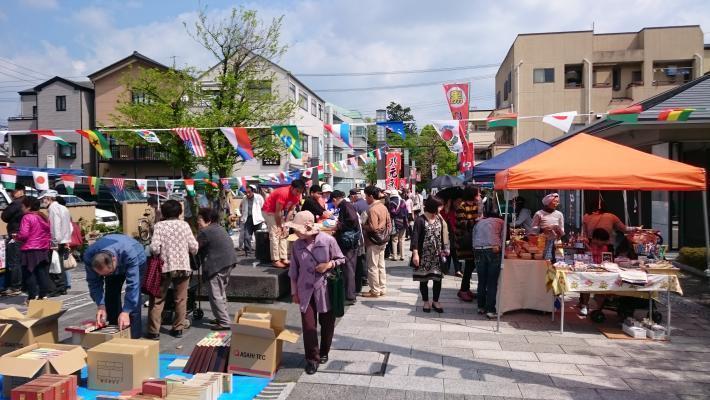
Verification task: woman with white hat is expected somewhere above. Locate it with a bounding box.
[287,210,345,375]
[531,193,565,261]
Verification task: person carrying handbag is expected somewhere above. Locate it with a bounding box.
[411,196,449,313]
[287,211,345,375]
[331,190,360,305]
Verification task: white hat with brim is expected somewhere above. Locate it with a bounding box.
[284,210,320,236]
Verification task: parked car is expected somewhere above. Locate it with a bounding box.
[59,195,120,229]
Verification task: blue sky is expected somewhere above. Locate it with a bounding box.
[1,0,709,124]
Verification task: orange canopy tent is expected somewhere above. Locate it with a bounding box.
[494,133,707,191]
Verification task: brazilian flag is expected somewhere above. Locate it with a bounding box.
[272,125,301,159]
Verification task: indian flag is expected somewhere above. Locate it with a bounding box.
[1,168,16,190]
[61,174,75,194]
[608,105,643,123]
[32,130,70,146]
[657,108,695,121]
[487,114,518,128]
[184,178,195,196]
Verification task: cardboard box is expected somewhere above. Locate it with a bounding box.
[87,340,159,392]
[0,300,66,355]
[237,312,272,330]
[228,306,299,378]
[67,325,131,349]
[0,343,86,398]
[107,338,160,377]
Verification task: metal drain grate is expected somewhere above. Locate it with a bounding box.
[255,382,295,400]
[316,350,390,376]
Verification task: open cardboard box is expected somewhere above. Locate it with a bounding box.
[87,338,160,392]
[228,306,299,378]
[0,300,66,355]
[67,324,131,349]
[0,342,87,397]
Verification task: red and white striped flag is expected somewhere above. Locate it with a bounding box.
[172,127,206,157]
[112,178,125,191]
[359,154,369,164]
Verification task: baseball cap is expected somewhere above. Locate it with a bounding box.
[320,183,333,193]
[38,189,59,199]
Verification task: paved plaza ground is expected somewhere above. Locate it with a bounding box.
[1,249,709,400]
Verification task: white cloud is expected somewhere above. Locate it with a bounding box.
[2,0,710,124]
[20,0,58,9]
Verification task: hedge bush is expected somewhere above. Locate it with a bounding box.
[677,247,708,271]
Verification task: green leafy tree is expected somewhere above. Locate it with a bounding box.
[361,161,378,185]
[186,6,295,182]
[411,125,458,189]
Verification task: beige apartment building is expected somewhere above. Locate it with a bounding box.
[493,25,707,145]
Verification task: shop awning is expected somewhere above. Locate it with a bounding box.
[494,133,707,191]
[473,139,551,182]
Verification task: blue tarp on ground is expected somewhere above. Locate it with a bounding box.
[472,138,551,182]
[1,354,270,400]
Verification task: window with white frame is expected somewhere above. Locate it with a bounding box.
[298,90,308,110]
[311,99,317,116]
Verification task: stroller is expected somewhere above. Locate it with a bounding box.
[160,254,205,323]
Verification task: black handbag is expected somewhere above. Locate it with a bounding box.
[327,267,345,318]
[338,229,361,250]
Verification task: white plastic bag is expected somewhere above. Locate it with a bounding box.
[49,250,62,274]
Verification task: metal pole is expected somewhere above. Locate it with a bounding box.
[376,109,387,183]
[496,190,510,332]
[514,61,522,146]
[623,190,629,226]
[702,191,710,279]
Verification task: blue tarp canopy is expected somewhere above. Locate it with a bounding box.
[472,138,551,182]
[13,166,84,177]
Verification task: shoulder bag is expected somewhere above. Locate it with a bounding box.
[141,255,163,297]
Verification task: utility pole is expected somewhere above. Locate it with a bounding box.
[375,109,386,185]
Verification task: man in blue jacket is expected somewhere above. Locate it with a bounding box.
[84,234,146,339]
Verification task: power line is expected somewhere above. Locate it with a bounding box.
[295,63,499,77]
[315,74,496,93]
[0,58,51,80]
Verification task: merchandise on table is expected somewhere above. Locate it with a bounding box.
[182,331,232,374]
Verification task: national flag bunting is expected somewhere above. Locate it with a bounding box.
[136,179,148,197]
[349,157,358,168]
[330,162,340,172]
[32,130,70,146]
[279,171,288,183]
[136,130,161,144]
[359,154,369,164]
[377,121,406,139]
[375,148,383,161]
[89,176,99,195]
[269,174,280,184]
[608,105,642,123]
[76,129,112,158]
[203,178,218,189]
[272,125,301,158]
[164,180,175,193]
[239,176,248,190]
[61,174,75,194]
[323,123,352,148]
[431,120,464,153]
[220,178,231,190]
[339,159,349,172]
[220,127,255,161]
[184,178,195,196]
[302,167,313,179]
[112,178,125,192]
[487,114,518,128]
[173,127,206,157]
[657,108,695,121]
[1,168,16,190]
[542,111,578,133]
[32,171,49,191]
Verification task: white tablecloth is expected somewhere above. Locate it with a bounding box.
[499,259,555,314]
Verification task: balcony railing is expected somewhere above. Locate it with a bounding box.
[102,144,169,161]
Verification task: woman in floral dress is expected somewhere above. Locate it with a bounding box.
[411,196,449,313]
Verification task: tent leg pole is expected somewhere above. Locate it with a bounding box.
[623,190,629,226]
[496,190,510,333]
[703,191,710,280]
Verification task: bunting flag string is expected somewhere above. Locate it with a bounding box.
[1,168,17,190]
[61,174,75,194]
[173,127,207,157]
[76,129,112,158]
[136,129,161,144]
[220,127,255,161]
[32,129,70,146]
[112,177,125,192]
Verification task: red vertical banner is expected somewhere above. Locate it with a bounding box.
[443,83,471,172]
[385,151,402,189]
[467,141,474,169]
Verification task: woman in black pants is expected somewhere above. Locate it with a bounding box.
[410,196,449,313]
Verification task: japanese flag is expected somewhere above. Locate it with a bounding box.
[542,111,577,133]
[32,171,49,191]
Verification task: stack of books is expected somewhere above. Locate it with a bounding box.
[182,332,231,374]
[11,374,78,400]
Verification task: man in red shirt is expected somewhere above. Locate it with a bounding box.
[262,179,306,268]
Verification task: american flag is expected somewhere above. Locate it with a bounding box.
[172,127,206,157]
[112,178,125,191]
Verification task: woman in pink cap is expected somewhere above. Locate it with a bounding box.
[287,210,345,375]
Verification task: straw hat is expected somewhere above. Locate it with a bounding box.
[284,211,320,236]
